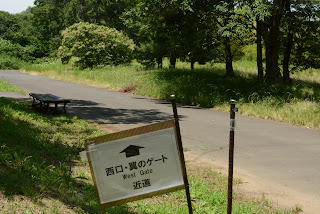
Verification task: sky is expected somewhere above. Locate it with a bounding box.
[0,0,35,14]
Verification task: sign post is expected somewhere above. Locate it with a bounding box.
[170,95,193,214]
[227,99,238,214]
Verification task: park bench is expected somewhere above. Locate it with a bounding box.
[29,93,71,114]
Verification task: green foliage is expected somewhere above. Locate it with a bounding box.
[0,9,43,61]
[84,0,130,30]
[0,54,21,70]
[135,41,159,68]
[240,44,259,61]
[0,38,45,63]
[31,0,67,54]
[58,22,135,68]
[282,1,320,70]
[0,38,22,57]
[123,0,221,68]
[0,11,28,45]
[30,0,133,56]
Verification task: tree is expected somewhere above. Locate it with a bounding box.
[243,0,320,83]
[215,0,252,76]
[0,11,34,46]
[58,22,135,68]
[122,0,182,68]
[180,0,219,69]
[30,0,135,56]
[281,0,320,82]
[123,0,221,69]
[0,9,45,61]
[242,0,270,81]
[31,0,68,54]
[85,0,129,30]
[262,0,286,83]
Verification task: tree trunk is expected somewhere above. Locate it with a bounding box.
[224,37,234,77]
[79,0,85,22]
[282,32,293,84]
[157,57,163,69]
[170,56,176,69]
[257,20,264,82]
[191,61,195,70]
[265,0,285,83]
[283,0,293,84]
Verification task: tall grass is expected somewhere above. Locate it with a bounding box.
[20,59,320,130]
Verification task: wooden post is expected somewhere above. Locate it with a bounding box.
[170,95,193,214]
[227,99,237,214]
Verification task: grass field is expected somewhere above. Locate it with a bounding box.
[0,98,106,213]
[0,79,26,94]
[0,98,301,213]
[21,59,320,130]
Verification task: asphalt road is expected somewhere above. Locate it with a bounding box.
[1,70,320,212]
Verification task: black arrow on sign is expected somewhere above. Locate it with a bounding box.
[120,145,144,158]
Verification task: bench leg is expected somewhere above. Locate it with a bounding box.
[54,103,58,114]
[63,103,67,114]
[46,103,50,113]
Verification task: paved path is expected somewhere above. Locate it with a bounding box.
[1,70,319,212]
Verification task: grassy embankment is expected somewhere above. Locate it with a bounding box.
[0,82,301,213]
[21,59,320,130]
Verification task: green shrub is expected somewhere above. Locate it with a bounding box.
[0,38,45,62]
[0,38,22,57]
[58,22,135,68]
[0,54,21,69]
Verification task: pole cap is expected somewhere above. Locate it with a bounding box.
[230,99,236,104]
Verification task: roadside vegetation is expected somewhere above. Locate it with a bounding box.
[20,59,320,130]
[0,97,300,213]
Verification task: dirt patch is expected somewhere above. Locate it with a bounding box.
[98,124,125,133]
[118,84,135,93]
[185,152,319,214]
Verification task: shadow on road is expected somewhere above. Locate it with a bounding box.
[132,96,204,110]
[69,99,181,124]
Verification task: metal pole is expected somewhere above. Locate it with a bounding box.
[170,95,193,214]
[227,99,237,214]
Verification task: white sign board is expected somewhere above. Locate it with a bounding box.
[85,120,184,208]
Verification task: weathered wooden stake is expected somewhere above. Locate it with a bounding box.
[170,95,193,214]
